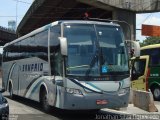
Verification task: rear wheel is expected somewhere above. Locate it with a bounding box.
[40,90,51,112]
[152,87,160,101]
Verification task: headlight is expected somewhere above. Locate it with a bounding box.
[4,103,9,107]
[0,103,9,108]
[66,88,83,95]
[118,87,130,96]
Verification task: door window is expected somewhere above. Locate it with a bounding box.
[131,59,146,80]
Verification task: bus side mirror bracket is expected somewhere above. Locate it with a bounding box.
[125,40,140,57]
[59,37,68,56]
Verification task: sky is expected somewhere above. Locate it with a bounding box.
[0,0,33,28]
[0,0,160,43]
[136,12,160,42]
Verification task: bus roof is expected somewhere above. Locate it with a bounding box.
[4,20,120,47]
[141,44,160,50]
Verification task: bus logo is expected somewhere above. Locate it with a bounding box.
[22,63,43,72]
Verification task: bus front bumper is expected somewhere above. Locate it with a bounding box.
[61,91,130,110]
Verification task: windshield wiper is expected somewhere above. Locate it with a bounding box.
[85,47,107,77]
[100,47,106,65]
[85,49,99,77]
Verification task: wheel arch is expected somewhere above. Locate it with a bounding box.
[7,62,16,91]
[150,82,160,91]
[39,82,49,102]
[8,79,13,92]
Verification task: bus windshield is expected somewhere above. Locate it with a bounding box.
[64,23,129,76]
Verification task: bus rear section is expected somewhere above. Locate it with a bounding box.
[131,55,160,101]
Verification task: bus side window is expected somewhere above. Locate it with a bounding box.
[35,30,48,61]
[3,47,7,62]
[7,43,20,61]
[50,26,61,76]
[27,36,37,58]
[142,48,160,66]
[19,39,28,59]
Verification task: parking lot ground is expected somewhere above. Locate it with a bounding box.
[102,102,160,114]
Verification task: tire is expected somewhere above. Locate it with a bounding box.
[152,87,160,101]
[40,90,51,112]
[9,83,14,99]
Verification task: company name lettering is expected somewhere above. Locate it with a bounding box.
[22,63,43,72]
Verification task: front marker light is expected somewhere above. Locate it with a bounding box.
[66,88,83,95]
[118,87,130,96]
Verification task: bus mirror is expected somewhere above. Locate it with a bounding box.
[125,40,140,58]
[59,37,68,56]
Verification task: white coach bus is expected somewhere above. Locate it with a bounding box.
[2,20,139,111]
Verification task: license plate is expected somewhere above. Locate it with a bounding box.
[96,100,108,105]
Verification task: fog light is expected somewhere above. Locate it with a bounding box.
[118,87,130,96]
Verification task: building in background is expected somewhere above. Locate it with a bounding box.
[8,20,16,31]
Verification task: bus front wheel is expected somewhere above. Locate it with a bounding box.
[40,89,51,112]
[152,87,160,101]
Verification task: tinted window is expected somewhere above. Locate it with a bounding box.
[3,30,48,62]
[131,59,146,80]
[35,30,48,61]
[50,26,62,75]
[3,46,9,62]
[141,48,160,66]
[3,42,20,62]
[26,36,37,57]
[19,38,28,59]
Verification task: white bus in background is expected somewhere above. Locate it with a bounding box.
[2,20,140,111]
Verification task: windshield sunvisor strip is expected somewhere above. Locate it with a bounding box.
[69,78,103,94]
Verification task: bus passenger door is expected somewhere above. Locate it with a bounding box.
[131,55,149,91]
